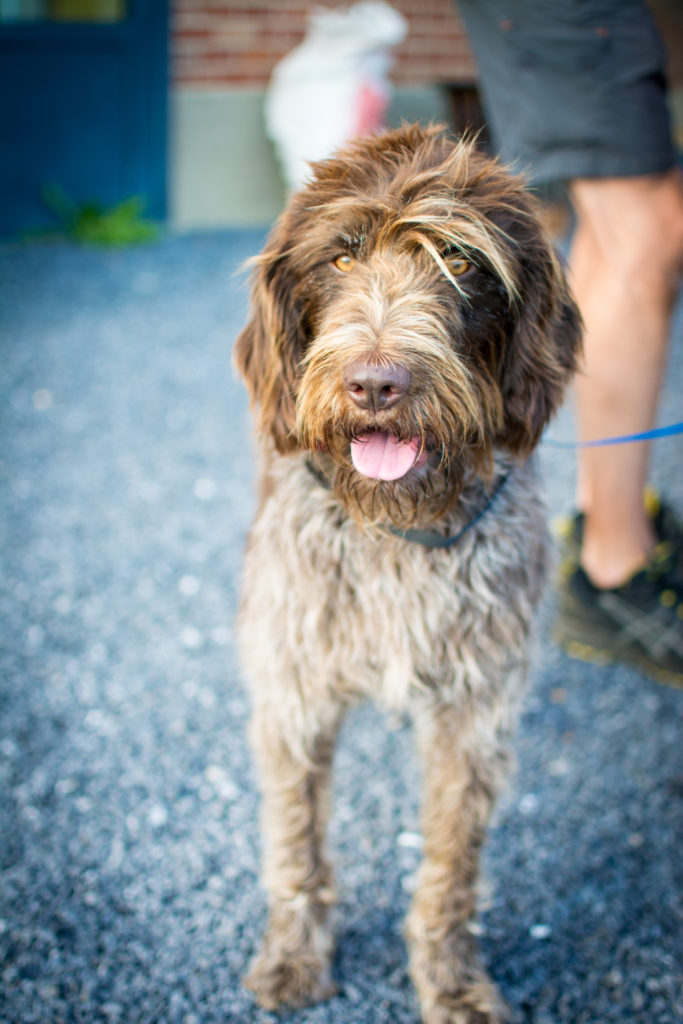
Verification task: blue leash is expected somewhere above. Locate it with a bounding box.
[543,420,683,449]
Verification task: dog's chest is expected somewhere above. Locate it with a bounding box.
[239,459,547,711]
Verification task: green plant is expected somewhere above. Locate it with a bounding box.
[41,184,160,246]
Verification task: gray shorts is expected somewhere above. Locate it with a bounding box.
[456,0,678,184]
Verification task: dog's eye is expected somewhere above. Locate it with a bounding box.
[447,256,472,277]
[333,254,355,273]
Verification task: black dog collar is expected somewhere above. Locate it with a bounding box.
[304,457,511,550]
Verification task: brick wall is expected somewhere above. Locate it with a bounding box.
[172,1,476,89]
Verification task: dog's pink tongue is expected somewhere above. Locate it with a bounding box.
[350,433,423,481]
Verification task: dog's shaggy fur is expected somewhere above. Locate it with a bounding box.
[234,124,581,1023]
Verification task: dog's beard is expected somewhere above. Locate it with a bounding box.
[330,457,465,528]
[303,409,496,528]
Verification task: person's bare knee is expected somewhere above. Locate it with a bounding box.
[570,171,683,301]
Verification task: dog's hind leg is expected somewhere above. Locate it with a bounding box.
[244,698,344,1010]
[407,701,509,1024]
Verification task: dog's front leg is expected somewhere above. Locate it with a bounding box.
[245,700,343,1010]
[407,702,509,1024]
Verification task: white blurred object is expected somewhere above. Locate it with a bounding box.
[266,2,408,192]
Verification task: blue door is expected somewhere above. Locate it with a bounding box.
[0,0,168,236]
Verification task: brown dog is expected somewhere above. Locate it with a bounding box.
[234,124,580,1023]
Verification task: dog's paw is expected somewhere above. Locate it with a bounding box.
[419,982,508,1024]
[410,937,507,1024]
[244,948,337,1010]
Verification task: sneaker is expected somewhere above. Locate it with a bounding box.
[554,541,683,687]
[648,492,683,573]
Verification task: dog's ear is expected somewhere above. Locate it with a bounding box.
[498,237,582,455]
[233,219,306,453]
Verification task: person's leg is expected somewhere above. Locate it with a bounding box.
[568,169,683,589]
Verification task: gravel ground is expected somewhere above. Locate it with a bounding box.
[1,231,682,1024]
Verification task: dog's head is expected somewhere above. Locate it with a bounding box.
[235,124,580,525]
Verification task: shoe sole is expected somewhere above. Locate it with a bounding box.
[553,627,683,689]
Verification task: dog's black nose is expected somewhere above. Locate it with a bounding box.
[343,359,410,411]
